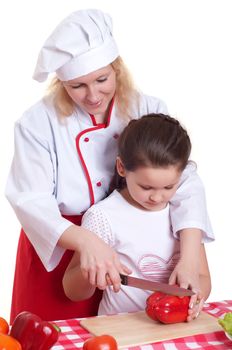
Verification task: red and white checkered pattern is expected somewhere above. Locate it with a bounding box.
[52,300,232,350]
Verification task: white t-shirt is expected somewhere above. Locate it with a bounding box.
[82,190,214,315]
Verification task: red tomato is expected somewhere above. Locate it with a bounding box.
[146,291,190,324]
[0,333,22,350]
[83,335,117,350]
[0,318,9,335]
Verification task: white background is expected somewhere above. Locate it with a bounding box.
[1,0,231,321]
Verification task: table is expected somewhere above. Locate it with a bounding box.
[52,300,232,350]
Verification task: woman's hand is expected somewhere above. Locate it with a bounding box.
[60,225,131,292]
[78,228,131,292]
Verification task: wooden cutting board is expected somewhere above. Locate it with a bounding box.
[80,311,221,348]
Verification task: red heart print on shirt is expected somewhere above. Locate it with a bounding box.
[138,253,180,283]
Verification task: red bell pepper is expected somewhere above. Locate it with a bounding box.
[146,291,190,324]
[10,311,60,350]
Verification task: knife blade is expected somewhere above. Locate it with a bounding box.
[120,274,194,297]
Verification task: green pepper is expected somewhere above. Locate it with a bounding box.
[218,312,232,336]
[10,311,60,350]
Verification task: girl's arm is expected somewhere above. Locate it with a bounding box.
[62,250,96,301]
[169,239,211,322]
[169,228,202,290]
[187,243,211,321]
[198,244,211,300]
[168,229,211,322]
[169,162,214,293]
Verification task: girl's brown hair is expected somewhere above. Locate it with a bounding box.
[111,113,191,191]
[46,56,139,120]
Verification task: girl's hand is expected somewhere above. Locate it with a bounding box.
[169,259,200,292]
[169,259,203,321]
[76,227,131,292]
[187,294,205,321]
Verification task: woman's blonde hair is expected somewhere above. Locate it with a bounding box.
[46,56,139,120]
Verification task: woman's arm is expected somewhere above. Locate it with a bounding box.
[170,162,214,242]
[62,217,129,301]
[7,116,130,284]
[59,224,127,293]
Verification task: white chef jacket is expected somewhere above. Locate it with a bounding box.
[5,94,213,271]
[82,190,214,315]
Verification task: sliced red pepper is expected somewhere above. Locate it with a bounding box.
[10,311,60,350]
[146,291,190,324]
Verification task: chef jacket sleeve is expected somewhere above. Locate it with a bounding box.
[139,95,214,242]
[136,94,169,117]
[5,121,72,271]
[170,161,214,242]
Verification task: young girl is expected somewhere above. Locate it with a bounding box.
[63,113,212,321]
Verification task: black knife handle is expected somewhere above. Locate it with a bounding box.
[119,273,128,285]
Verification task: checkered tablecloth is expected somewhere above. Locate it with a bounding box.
[52,300,232,350]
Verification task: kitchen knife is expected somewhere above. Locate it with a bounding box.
[120,274,194,297]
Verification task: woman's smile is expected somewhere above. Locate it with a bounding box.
[63,65,116,117]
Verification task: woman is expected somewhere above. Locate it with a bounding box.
[5,9,213,322]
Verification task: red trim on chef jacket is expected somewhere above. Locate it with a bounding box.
[75,98,115,206]
[10,99,114,324]
[10,215,102,324]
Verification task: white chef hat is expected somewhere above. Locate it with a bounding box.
[33,9,119,82]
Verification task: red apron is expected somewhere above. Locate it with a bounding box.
[10,215,102,324]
